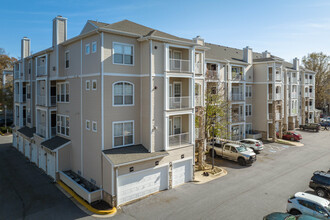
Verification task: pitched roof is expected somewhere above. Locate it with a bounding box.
[103,144,168,167]
[17,127,36,139]
[41,136,71,151]
[88,19,194,44]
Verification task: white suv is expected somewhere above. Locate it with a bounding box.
[287,192,330,219]
[240,139,264,153]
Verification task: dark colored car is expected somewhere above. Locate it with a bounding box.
[263,212,319,220]
[0,118,13,126]
[309,171,330,198]
[278,131,302,141]
[299,123,321,132]
[320,121,330,127]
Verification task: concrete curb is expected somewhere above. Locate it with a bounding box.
[275,139,304,147]
[193,167,228,184]
[57,180,117,217]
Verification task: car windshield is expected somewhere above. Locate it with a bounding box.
[236,145,247,152]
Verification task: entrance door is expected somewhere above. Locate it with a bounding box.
[173,82,181,103]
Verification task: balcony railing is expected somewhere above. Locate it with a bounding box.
[268,74,273,81]
[305,79,309,84]
[268,93,273,100]
[232,73,244,81]
[232,93,244,101]
[14,71,20,80]
[291,93,297,99]
[275,74,281,81]
[37,123,46,138]
[195,63,202,74]
[304,92,309,97]
[268,113,273,120]
[169,59,190,72]
[14,94,19,102]
[292,109,297,115]
[169,96,191,109]
[37,95,46,106]
[231,135,243,141]
[206,70,218,80]
[37,65,47,76]
[292,78,298,84]
[232,114,244,123]
[275,112,281,120]
[51,126,56,137]
[27,117,31,124]
[50,96,56,106]
[169,133,190,147]
[195,95,202,106]
[275,93,281,100]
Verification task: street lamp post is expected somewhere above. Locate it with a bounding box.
[4,105,7,133]
[212,121,215,170]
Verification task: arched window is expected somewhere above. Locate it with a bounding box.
[113,81,134,106]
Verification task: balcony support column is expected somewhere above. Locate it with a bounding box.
[164,116,169,151]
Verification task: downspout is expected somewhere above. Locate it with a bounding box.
[149,40,153,152]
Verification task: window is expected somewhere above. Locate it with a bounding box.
[85,44,90,55]
[246,104,252,116]
[113,82,134,106]
[86,120,90,130]
[113,121,134,147]
[57,115,69,136]
[246,85,252,98]
[92,80,97,90]
[92,121,97,132]
[86,80,90,90]
[26,84,31,99]
[92,41,97,53]
[56,82,69,103]
[65,51,69,68]
[113,43,134,65]
[246,124,252,134]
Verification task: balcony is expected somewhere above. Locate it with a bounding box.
[232,73,244,81]
[14,70,20,80]
[231,135,243,141]
[292,77,298,84]
[291,92,297,99]
[169,96,191,110]
[50,96,56,106]
[195,95,202,107]
[195,63,202,74]
[169,133,190,148]
[51,126,56,137]
[169,59,190,72]
[37,123,46,138]
[275,112,281,120]
[37,65,47,77]
[27,117,31,124]
[232,114,244,123]
[304,92,309,98]
[206,70,218,80]
[232,93,244,101]
[292,109,297,115]
[275,93,281,100]
[268,113,273,120]
[37,95,46,106]
[275,74,281,81]
[268,93,273,100]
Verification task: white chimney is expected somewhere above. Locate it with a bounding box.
[53,15,67,46]
[193,35,204,46]
[262,50,271,58]
[293,57,299,71]
[243,46,253,64]
[21,37,31,59]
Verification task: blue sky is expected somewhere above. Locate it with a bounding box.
[1,0,330,62]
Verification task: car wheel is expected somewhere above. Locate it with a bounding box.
[238,157,246,166]
[316,188,327,198]
[289,209,301,215]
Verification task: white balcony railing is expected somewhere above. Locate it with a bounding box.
[268,93,273,100]
[232,93,244,101]
[231,135,243,141]
[37,65,47,76]
[37,124,46,138]
[275,93,281,100]
[169,96,191,109]
[206,70,218,80]
[169,59,190,72]
[14,71,20,80]
[169,133,190,147]
[276,74,281,81]
[304,92,309,97]
[195,63,202,74]
[37,95,46,106]
[195,95,202,106]
[232,114,245,123]
[291,92,297,99]
[268,113,273,120]
[275,112,281,120]
[232,73,244,81]
[292,78,298,84]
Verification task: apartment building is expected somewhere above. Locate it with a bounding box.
[203,45,317,141]
[12,16,207,207]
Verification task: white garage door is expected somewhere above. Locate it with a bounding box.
[13,133,17,148]
[46,153,56,180]
[117,165,168,205]
[38,147,47,172]
[172,159,193,188]
[18,136,24,153]
[24,140,30,159]
[31,144,38,164]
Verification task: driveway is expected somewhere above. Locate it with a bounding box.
[0,135,86,220]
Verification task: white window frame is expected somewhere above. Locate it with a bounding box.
[246,85,252,98]
[92,41,97,53]
[112,120,134,148]
[56,114,69,137]
[65,50,70,69]
[112,81,135,106]
[112,42,134,66]
[86,80,90,90]
[92,121,97,132]
[85,43,90,55]
[246,104,252,117]
[86,120,90,130]
[92,80,97,90]
[56,82,70,103]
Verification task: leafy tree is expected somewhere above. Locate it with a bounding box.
[302,52,330,110]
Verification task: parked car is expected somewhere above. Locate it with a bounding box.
[263,212,319,220]
[320,121,330,127]
[299,123,321,132]
[207,142,256,166]
[239,139,264,154]
[287,192,330,219]
[277,131,302,141]
[309,171,330,198]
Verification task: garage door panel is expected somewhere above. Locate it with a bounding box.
[118,166,168,205]
[47,153,56,180]
[38,148,46,172]
[172,159,192,188]
[31,144,38,164]
[24,141,30,159]
[18,136,24,153]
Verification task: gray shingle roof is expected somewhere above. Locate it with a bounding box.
[103,144,168,167]
[41,136,71,151]
[17,127,36,139]
[89,19,194,44]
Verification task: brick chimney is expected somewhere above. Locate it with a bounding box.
[53,15,67,46]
